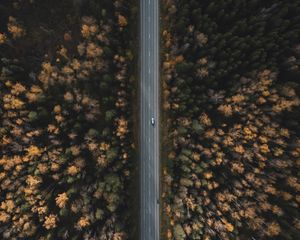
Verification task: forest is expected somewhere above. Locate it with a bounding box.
[161,0,300,239]
[0,0,137,239]
[1,0,300,240]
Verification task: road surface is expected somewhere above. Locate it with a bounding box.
[140,0,160,239]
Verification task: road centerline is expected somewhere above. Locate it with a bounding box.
[140,0,160,239]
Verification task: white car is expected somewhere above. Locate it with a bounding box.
[151,117,155,126]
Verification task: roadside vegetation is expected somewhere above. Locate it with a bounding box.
[162,0,300,239]
[0,0,137,239]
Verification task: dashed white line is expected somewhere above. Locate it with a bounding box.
[141,0,159,239]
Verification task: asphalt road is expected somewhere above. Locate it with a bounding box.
[140,0,160,239]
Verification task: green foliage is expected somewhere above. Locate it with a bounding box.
[173,224,186,240]
[162,0,300,239]
[28,111,38,121]
[0,0,136,239]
